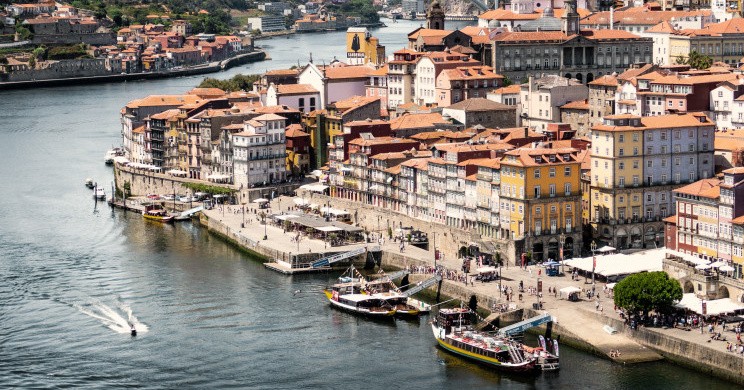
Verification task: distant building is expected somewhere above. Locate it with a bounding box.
[346,27,386,66]
[442,98,517,128]
[248,15,286,32]
[232,114,288,188]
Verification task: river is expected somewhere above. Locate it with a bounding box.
[0,19,735,389]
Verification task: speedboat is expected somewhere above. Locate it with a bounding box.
[93,187,106,200]
[130,324,137,336]
[85,178,94,189]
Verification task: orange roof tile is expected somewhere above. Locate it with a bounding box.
[276,84,318,94]
[561,99,590,110]
[588,75,618,87]
[324,65,375,79]
[125,95,202,109]
[673,178,721,197]
[491,84,522,95]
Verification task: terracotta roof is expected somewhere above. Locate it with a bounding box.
[408,28,453,39]
[132,125,145,134]
[324,65,375,79]
[187,87,225,98]
[253,113,286,122]
[724,167,744,174]
[125,95,202,109]
[663,215,677,224]
[673,178,721,197]
[286,126,309,137]
[446,98,513,111]
[491,84,522,95]
[501,147,580,167]
[675,18,744,37]
[265,68,299,76]
[390,112,445,131]
[732,215,744,225]
[593,112,714,132]
[492,31,569,42]
[561,99,590,110]
[715,129,744,151]
[400,157,433,171]
[581,8,711,27]
[646,21,676,33]
[588,75,618,87]
[348,136,419,147]
[371,152,407,161]
[252,105,301,114]
[149,108,181,120]
[276,84,318,95]
[345,119,389,127]
[649,73,737,86]
[331,96,379,111]
[440,66,503,81]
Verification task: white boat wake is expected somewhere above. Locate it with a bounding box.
[75,301,149,334]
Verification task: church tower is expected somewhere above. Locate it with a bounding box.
[427,0,445,30]
[561,0,580,35]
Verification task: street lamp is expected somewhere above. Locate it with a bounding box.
[559,232,565,276]
[590,240,597,289]
[242,202,245,228]
[261,211,267,240]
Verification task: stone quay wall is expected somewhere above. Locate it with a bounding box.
[299,191,516,264]
[588,310,744,385]
[114,163,303,203]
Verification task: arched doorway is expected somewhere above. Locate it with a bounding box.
[718,286,730,299]
[547,239,559,261]
[532,242,544,263]
[631,227,642,249]
[576,73,583,83]
[616,229,628,250]
[586,73,594,83]
[565,73,572,80]
[563,237,574,259]
[683,280,694,294]
[645,227,656,248]
[459,246,468,258]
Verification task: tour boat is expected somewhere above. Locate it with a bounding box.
[93,187,106,200]
[324,267,395,318]
[85,178,94,189]
[431,308,539,373]
[142,204,174,223]
[364,279,421,317]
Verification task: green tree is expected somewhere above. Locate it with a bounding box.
[28,56,35,68]
[613,271,682,317]
[676,50,712,70]
[15,26,32,41]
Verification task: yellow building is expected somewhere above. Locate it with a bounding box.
[590,113,716,250]
[499,147,583,263]
[346,27,385,66]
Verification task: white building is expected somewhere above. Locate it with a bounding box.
[232,114,288,189]
[266,83,320,113]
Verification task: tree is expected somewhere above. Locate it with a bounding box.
[676,50,712,70]
[613,271,682,317]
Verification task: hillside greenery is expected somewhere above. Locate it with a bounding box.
[198,73,260,91]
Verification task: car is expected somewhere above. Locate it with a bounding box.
[146,193,160,200]
[178,196,190,202]
[162,194,175,200]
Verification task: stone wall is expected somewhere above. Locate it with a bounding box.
[31,33,115,45]
[114,163,303,203]
[301,190,516,264]
[5,58,115,82]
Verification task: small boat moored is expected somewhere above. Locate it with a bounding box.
[85,178,95,189]
[324,266,396,319]
[104,147,125,165]
[93,187,106,200]
[142,203,174,223]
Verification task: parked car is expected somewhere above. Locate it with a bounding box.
[162,194,175,200]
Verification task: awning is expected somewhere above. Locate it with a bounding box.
[274,214,299,221]
[253,198,269,203]
[293,198,310,206]
[316,226,343,232]
[675,293,744,316]
[720,265,735,272]
[562,248,664,277]
[167,169,188,176]
[597,245,616,253]
[695,264,711,270]
[476,266,498,274]
[300,183,329,193]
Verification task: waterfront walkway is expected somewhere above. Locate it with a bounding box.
[202,195,744,370]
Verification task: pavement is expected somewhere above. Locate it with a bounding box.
[201,195,743,365]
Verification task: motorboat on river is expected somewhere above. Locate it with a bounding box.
[104,147,125,165]
[93,187,106,200]
[432,308,541,373]
[85,178,95,189]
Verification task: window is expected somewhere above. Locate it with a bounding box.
[619,134,625,143]
[564,167,571,176]
[534,186,541,198]
[564,183,571,196]
[549,168,556,177]
[619,177,625,187]
[619,162,625,170]
[534,169,541,178]
[549,184,556,197]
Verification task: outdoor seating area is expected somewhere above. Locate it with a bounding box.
[562,248,665,282]
[271,212,364,247]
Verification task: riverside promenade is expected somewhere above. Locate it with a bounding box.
[200,195,744,384]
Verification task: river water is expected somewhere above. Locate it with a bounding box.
[0,19,735,389]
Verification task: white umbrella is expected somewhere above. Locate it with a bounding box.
[688,258,710,266]
[710,261,725,268]
[253,198,269,203]
[695,264,712,270]
[719,265,735,272]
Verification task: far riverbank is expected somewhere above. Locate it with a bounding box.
[0,50,266,91]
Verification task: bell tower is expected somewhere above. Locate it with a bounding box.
[561,0,580,35]
[427,0,445,30]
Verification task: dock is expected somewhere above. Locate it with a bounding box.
[264,260,331,274]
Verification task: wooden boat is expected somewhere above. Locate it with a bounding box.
[85,178,95,189]
[431,308,539,373]
[364,279,421,317]
[142,204,174,223]
[324,266,395,318]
